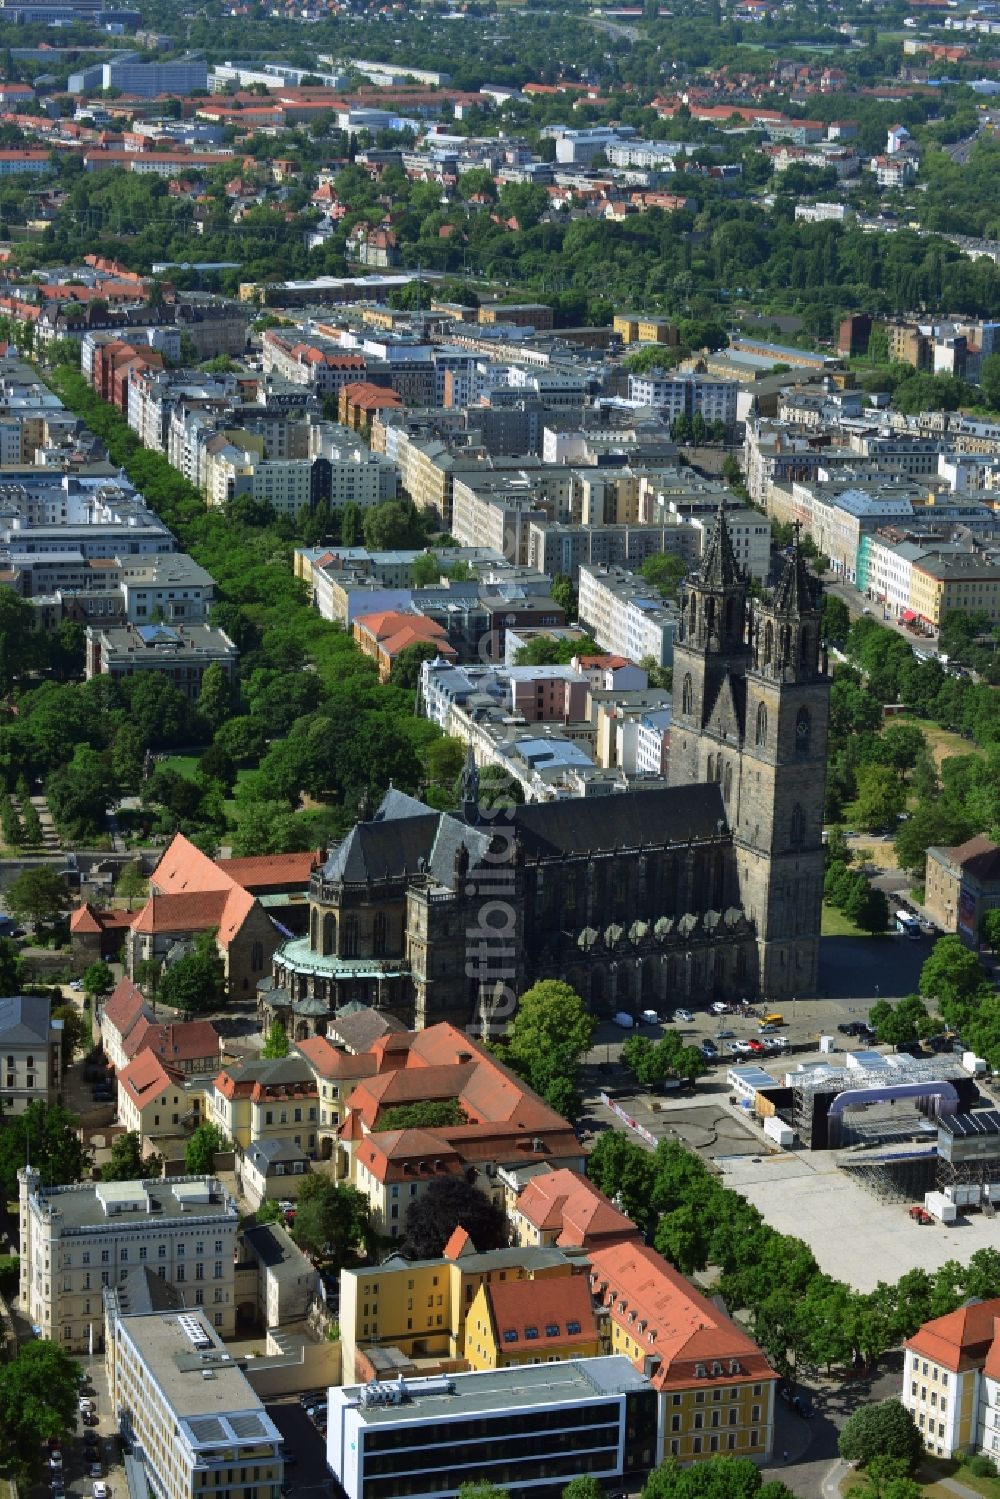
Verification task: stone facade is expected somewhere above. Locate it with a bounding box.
[267,510,830,1033]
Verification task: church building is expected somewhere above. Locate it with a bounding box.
[261,508,830,1037]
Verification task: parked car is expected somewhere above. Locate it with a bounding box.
[90,1464,103,1478]
[51,1482,65,1498]
[745,1039,766,1054]
[715,1028,735,1040]
[709,1002,729,1015]
[82,1414,99,1428]
[791,1394,814,1419]
[47,1437,61,1451]
[700,1040,718,1059]
[838,1021,874,1038]
[49,1453,63,1471]
[728,1041,752,1056]
[93,1482,109,1499]
[765,1037,790,1051]
[675,1008,694,1023]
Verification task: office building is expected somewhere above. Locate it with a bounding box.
[327,1357,660,1499]
[106,1308,283,1499]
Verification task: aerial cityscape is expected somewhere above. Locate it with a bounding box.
[8,0,1000,1498]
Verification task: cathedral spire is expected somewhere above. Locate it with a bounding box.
[772,522,820,618]
[699,500,744,589]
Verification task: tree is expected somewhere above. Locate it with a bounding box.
[0,1338,81,1477]
[0,587,41,694]
[563,1481,603,1499]
[103,1130,162,1182]
[379,1100,465,1130]
[920,936,989,1010]
[82,961,114,1001]
[392,640,440,690]
[981,352,1000,411]
[134,957,163,1006]
[843,879,889,935]
[261,1019,290,1058]
[362,499,427,551]
[158,933,225,1015]
[822,594,851,647]
[0,1101,89,1196]
[0,936,20,997]
[198,662,234,734]
[52,1003,86,1066]
[115,862,148,910]
[838,1399,922,1471]
[640,552,688,603]
[459,1485,509,1499]
[868,995,931,1050]
[642,1455,764,1499]
[550,573,577,619]
[185,1121,228,1175]
[292,1174,371,1266]
[502,980,594,1119]
[851,764,906,832]
[5,866,66,925]
[983,909,1000,951]
[404,1176,507,1259]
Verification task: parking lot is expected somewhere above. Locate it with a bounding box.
[266,1392,332,1499]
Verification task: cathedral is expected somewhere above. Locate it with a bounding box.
[260,507,831,1038]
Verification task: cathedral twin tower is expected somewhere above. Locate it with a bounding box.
[668,507,831,999]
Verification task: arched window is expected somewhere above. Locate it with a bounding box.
[755,701,767,747]
[322,912,336,956]
[310,908,318,951]
[682,674,693,715]
[251,941,263,972]
[715,757,722,784]
[373,911,387,956]
[791,803,805,848]
[689,594,697,635]
[795,707,811,755]
[343,914,359,958]
[764,622,774,665]
[706,753,714,782]
[723,763,733,804]
[706,598,716,638]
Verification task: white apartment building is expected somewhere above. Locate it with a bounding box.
[205,448,313,516]
[690,507,771,583]
[627,374,738,428]
[578,564,679,667]
[19,1170,239,1350]
[106,1308,284,1499]
[862,534,925,617]
[0,996,63,1115]
[636,707,672,776]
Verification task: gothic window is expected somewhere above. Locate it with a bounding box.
[715,757,722,784]
[723,763,733,804]
[251,941,263,972]
[682,674,693,715]
[706,598,716,638]
[764,622,774,666]
[322,912,336,956]
[310,908,318,950]
[755,702,767,747]
[800,627,811,667]
[706,753,714,782]
[790,804,804,848]
[343,914,359,958]
[736,948,747,979]
[373,911,387,956]
[725,597,738,638]
[689,595,697,636]
[795,707,811,755]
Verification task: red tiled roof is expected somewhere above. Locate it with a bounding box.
[102,976,148,1038]
[484,1273,598,1352]
[588,1241,776,1391]
[906,1299,1000,1373]
[151,832,234,896]
[356,1128,464,1185]
[215,850,320,891]
[293,1034,379,1082]
[130,889,230,935]
[118,1049,184,1105]
[70,902,103,934]
[515,1168,639,1248]
[122,1017,221,1066]
[443,1225,472,1259]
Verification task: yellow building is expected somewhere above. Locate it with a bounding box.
[338,1231,581,1383]
[910,553,1000,627]
[588,1242,777,1465]
[613,313,678,346]
[903,1298,1000,1457]
[464,1271,600,1371]
[206,1056,319,1155]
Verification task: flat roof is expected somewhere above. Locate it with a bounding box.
[119,1312,282,1448]
[27,1174,236,1230]
[337,1356,648,1424]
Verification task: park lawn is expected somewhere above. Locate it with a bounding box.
[907,717,984,769]
[821,902,867,938]
[161,753,204,778]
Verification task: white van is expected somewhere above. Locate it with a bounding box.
[614,1011,634,1029]
[641,1009,660,1025]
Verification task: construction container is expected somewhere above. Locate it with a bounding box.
[925,1190,958,1223]
[763,1116,795,1147]
[962,1052,988,1076]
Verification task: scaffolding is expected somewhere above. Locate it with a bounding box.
[788,1055,970,1150]
[935,1108,1000,1194]
[839,1149,937,1204]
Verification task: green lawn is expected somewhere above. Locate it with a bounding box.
[821,902,867,938]
[161,753,205,778]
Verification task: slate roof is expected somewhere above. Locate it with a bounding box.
[0,995,54,1044]
[321,813,438,883]
[511,783,728,859]
[324,1006,407,1054]
[698,502,743,589]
